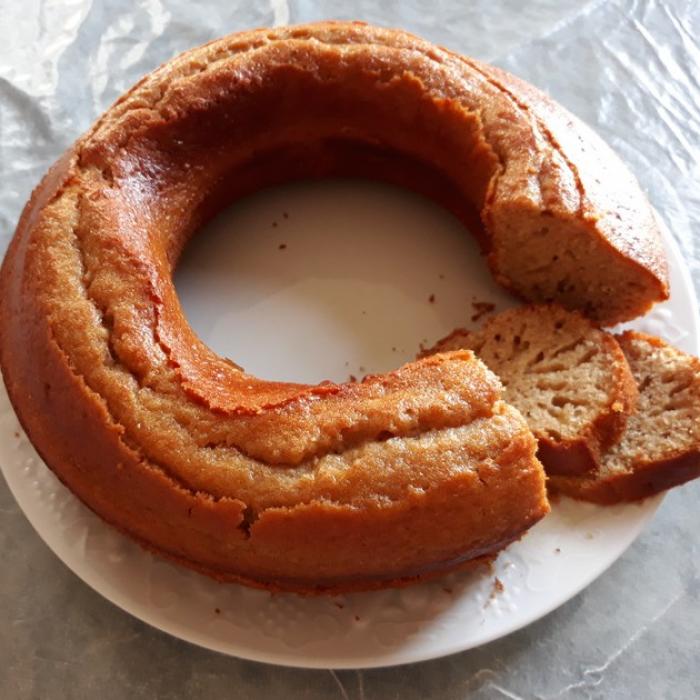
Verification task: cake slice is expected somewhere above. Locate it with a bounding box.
[549,332,700,503]
[424,305,637,476]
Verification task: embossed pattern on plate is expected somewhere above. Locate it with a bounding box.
[0,183,697,669]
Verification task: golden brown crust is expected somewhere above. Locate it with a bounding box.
[0,20,668,590]
[548,450,700,505]
[2,296,547,590]
[0,152,548,590]
[472,62,669,308]
[138,539,502,594]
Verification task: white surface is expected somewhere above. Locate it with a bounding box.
[0,180,697,669]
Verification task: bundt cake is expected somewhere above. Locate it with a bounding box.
[0,22,672,590]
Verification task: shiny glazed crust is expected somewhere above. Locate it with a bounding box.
[0,21,669,591]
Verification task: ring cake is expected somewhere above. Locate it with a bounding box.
[0,22,669,592]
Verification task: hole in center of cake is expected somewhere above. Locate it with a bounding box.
[174,178,513,384]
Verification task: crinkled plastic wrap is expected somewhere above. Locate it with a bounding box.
[1,0,699,696]
[1,0,698,290]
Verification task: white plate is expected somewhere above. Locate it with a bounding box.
[1,180,697,669]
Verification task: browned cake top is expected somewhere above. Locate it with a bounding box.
[3,20,675,588]
[4,21,667,503]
